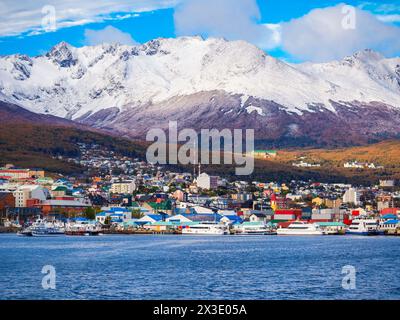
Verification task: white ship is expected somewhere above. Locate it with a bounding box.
[277,221,324,235]
[19,218,65,237]
[347,219,382,235]
[65,220,103,236]
[235,223,277,235]
[182,222,228,235]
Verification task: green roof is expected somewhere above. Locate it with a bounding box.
[241,222,266,226]
[53,186,68,191]
[131,201,140,208]
[151,221,175,226]
[148,200,172,210]
[270,219,289,223]
[36,177,53,182]
[316,222,346,227]
[254,150,277,153]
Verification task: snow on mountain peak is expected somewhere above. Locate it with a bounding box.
[340,49,385,68]
[351,49,385,62]
[0,36,399,119]
[46,41,77,68]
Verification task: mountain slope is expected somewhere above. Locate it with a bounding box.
[0,37,400,146]
[78,91,400,147]
[1,101,399,184]
[0,101,146,174]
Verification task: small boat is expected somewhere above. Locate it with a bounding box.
[277,221,324,235]
[346,219,383,236]
[182,222,228,235]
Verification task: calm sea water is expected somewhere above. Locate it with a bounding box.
[0,234,399,300]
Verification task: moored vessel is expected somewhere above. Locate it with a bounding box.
[65,220,103,236]
[182,222,228,235]
[346,219,383,235]
[234,222,277,235]
[277,221,324,235]
[18,218,65,237]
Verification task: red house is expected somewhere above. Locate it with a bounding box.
[380,208,399,215]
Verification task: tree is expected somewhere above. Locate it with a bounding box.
[84,207,96,220]
[131,208,144,219]
[104,216,112,225]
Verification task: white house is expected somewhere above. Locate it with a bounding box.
[196,173,218,190]
[110,180,136,194]
[13,185,49,207]
[138,214,164,224]
[191,206,214,214]
[95,207,132,224]
[343,188,361,206]
[249,211,273,223]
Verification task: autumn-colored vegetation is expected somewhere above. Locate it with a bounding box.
[1,101,399,184]
[0,123,147,174]
[0,101,147,174]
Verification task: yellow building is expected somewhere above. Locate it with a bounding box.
[29,170,45,178]
[110,181,136,194]
[312,197,324,206]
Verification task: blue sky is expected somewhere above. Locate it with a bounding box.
[0,0,399,62]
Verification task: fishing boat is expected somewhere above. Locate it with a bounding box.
[346,219,383,235]
[277,221,324,235]
[182,222,228,235]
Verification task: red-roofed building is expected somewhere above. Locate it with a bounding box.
[0,192,15,211]
[26,199,40,208]
[274,209,302,221]
[0,169,44,181]
[380,208,399,215]
[351,210,360,216]
[0,169,30,180]
[271,195,290,210]
[35,198,91,215]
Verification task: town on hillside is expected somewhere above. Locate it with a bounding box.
[1,146,400,236]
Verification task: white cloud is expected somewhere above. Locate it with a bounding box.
[173,0,276,49]
[264,23,281,48]
[358,2,400,14]
[358,2,400,23]
[84,25,137,45]
[2,0,400,63]
[0,0,180,37]
[280,4,400,62]
[376,14,400,23]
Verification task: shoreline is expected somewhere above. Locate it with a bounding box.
[0,227,20,233]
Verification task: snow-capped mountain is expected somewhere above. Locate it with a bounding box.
[1,37,400,146]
